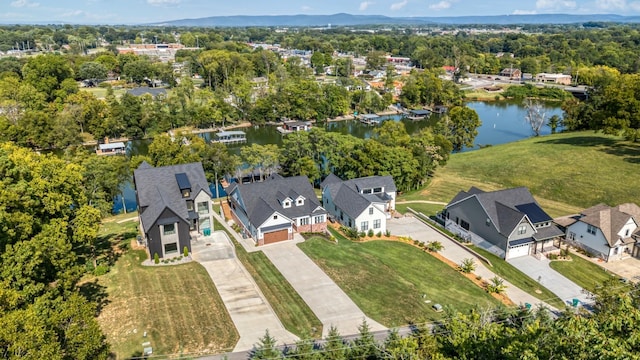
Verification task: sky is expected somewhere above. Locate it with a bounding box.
[3,0,640,24]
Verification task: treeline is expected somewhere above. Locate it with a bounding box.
[251,279,640,359]
[562,68,640,141]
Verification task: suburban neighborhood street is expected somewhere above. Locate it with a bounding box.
[191,232,299,351]
[262,237,387,337]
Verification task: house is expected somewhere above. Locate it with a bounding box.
[96,142,126,156]
[443,187,564,259]
[133,162,213,259]
[535,73,572,86]
[321,174,396,235]
[499,68,522,80]
[277,120,312,134]
[564,203,640,262]
[226,174,327,245]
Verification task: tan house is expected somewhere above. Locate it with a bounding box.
[535,73,572,86]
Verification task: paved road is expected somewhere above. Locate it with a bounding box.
[191,232,298,352]
[262,237,387,337]
[386,216,558,310]
[508,256,591,305]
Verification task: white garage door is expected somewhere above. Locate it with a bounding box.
[508,244,530,258]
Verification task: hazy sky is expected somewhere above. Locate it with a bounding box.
[3,0,640,24]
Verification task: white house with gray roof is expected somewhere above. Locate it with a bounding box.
[321,174,396,235]
[564,203,640,262]
[226,174,327,245]
[133,162,213,259]
[444,187,564,259]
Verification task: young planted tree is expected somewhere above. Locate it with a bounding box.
[459,258,476,274]
[251,330,281,359]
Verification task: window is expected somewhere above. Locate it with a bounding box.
[360,221,369,231]
[362,189,372,194]
[197,201,209,214]
[283,201,291,208]
[373,219,381,229]
[163,223,176,235]
[369,207,374,215]
[182,189,190,198]
[517,225,527,235]
[587,225,597,235]
[164,243,178,254]
[486,218,491,226]
[296,199,304,206]
[186,201,194,211]
[625,229,630,237]
[373,187,382,193]
[314,215,324,224]
[460,219,470,231]
[300,217,309,226]
[273,215,278,220]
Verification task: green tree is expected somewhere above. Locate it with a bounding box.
[78,61,108,81]
[21,54,74,101]
[251,329,281,359]
[443,106,482,151]
[72,205,102,269]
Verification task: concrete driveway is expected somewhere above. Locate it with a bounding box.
[262,237,386,337]
[191,232,298,351]
[508,256,591,305]
[387,216,559,310]
[596,256,640,282]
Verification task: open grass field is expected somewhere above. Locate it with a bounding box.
[81,87,126,99]
[213,218,323,338]
[298,230,502,327]
[94,216,238,359]
[395,202,444,216]
[549,254,617,292]
[403,131,640,217]
[468,245,565,308]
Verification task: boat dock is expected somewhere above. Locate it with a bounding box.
[359,113,382,125]
[212,130,247,144]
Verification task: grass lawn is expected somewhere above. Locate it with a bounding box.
[549,254,617,292]
[395,202,444,216]
[298,229,502,327]
[468,245,565,308]
[414,131,640,217]
[213,218,323,338]
[81,87,126,99]
[94,216,238,359]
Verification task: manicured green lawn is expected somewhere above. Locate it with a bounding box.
[213,218,323,338]
[395,202,444,216]
[468,245,565,309]
[298,229,502,327]
[411,131,640,217]
[94,217,237,359]
[550,254,616,292]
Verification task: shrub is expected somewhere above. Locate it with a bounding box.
[385,229,391,237]
[548,254,559,260]
[476,275,482,281]
[426,241,444,253]
[376,231,382,237]
[341,226,360,240]
[560,248,570,257]
[486,276,506,294]
[367,229,374,237]
[358,231,366,238]
[459,258,476,273]
[154,253,160,264]
[93,264,109,276]
[183,246,189,257]
[413,240,420,246]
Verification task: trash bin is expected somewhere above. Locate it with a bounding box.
[525,303,532,310]
[203,228,211,236]
[572,298,580,307]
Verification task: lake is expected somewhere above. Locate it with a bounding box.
[113,101,564,213]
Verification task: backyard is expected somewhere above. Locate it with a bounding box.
[402,131,640,217]
[298,230,502,327]
[93,215,237,359]
[468,245,565,309]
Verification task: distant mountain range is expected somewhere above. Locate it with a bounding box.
[151,13,640,27]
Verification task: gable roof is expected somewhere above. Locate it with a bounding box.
[232,175,326,228]
[578,203,638,247]
[322,174,396,220]
[447,187,554,237]
[134,162,211,233]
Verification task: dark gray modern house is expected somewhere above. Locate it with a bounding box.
[133,162,213,259]
[443,187,563,259]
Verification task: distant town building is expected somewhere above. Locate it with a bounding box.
[535,73,572,86]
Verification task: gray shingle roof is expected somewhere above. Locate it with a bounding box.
[322,174,396,220]
[448,187,556,237]
[232,176,325,228]
[127,87,167,97]
[134,162,211,233]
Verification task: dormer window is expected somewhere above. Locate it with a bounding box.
[362,189,373,194]
[182,189,190,198]
[283,201,291,208]
[373,187,382,193]
[296,199,304,206]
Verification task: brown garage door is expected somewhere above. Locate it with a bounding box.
[263,229,289,244]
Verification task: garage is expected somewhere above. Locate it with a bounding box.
[263,228,290,244]
[507,238,533,259]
